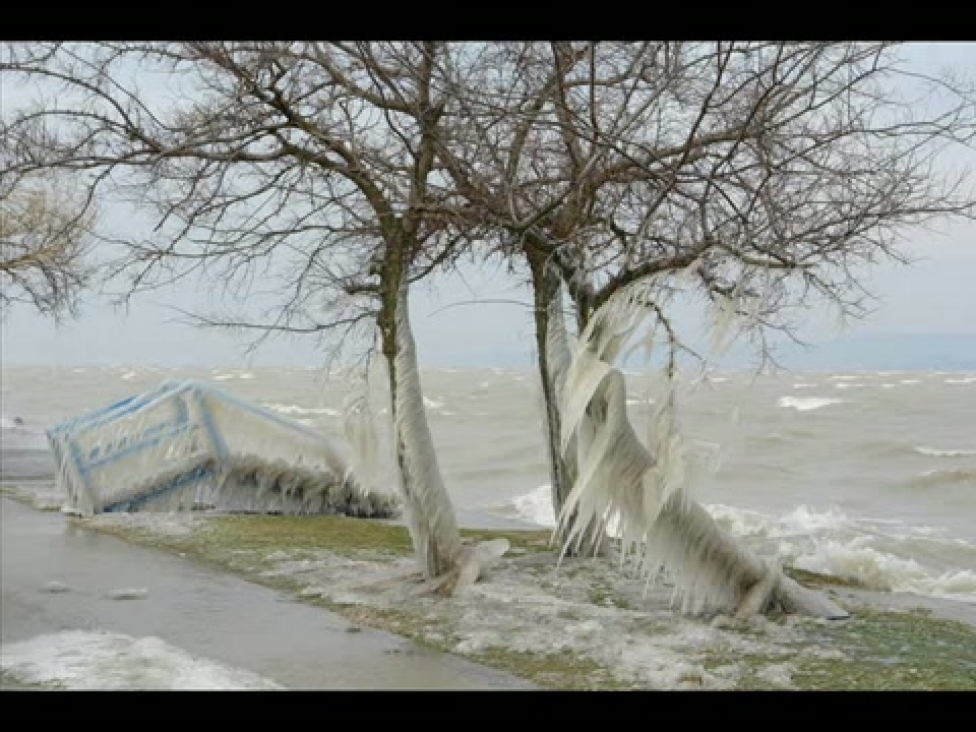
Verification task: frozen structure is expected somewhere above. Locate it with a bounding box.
[46,380,399,519]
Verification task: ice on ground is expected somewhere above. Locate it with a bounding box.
[1,482,66,512]
[0,630,283,690]
[248,543,815,690]
[88,511,201,538]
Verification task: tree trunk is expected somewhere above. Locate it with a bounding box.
[526,251,572,519]
[378,254,508,590]
[526,250,606,555]
[380,274,462,579]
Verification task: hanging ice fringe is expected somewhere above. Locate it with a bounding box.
[48,380,400,519]
[342,352,382,499]
[554,280,849,620]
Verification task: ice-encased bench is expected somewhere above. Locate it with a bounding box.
[46,379,398,518]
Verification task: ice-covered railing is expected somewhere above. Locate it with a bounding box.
[46,380,399,518]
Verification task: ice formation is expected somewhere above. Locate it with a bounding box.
[47,380,399,518]
[552,283,849,619]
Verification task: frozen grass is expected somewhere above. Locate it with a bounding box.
[81,511,976,690]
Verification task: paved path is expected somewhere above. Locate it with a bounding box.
[0,497,534,689]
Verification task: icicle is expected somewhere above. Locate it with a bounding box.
[342,353,380,497]
[554,282,849,620]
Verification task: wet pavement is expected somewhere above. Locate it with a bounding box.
[0,496,535,689]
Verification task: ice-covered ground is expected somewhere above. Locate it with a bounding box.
[274,550,858,689]
[80,513,855,690]
[5,483,974,690]
[1,630,283,690]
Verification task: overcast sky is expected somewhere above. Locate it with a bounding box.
[2,42,974,370]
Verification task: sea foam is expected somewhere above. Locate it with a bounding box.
[505,486,976,603]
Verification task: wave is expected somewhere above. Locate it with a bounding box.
[512,484,556,528]
[1,416,28,430]
[907,467,976,489]
[261,403,340,417]
[499,487,976,603]
[213,372,257,381]
[423,396,445,409]
[708,503,976,602]
[915,446,976,458]
[792,383,817,389]
[776,396,844,412]
[946,376,976,385]
[792,542,976,600]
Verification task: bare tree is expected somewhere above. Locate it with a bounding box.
[432,41,975,615]
[0,174,94,319]
[1,41,506,590]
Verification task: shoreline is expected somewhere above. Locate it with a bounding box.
[3,484,975,690]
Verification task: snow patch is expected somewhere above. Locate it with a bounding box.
[0,630,283,690]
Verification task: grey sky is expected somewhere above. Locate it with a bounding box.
[2,43,974,370]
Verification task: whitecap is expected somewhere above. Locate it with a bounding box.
[512,485,556,528]
[914,446,976,458]
[946,376,976,385]
[911,467,976,487]
[261,403,339,417]
[776,396,843,412]
[793,543,976,602]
